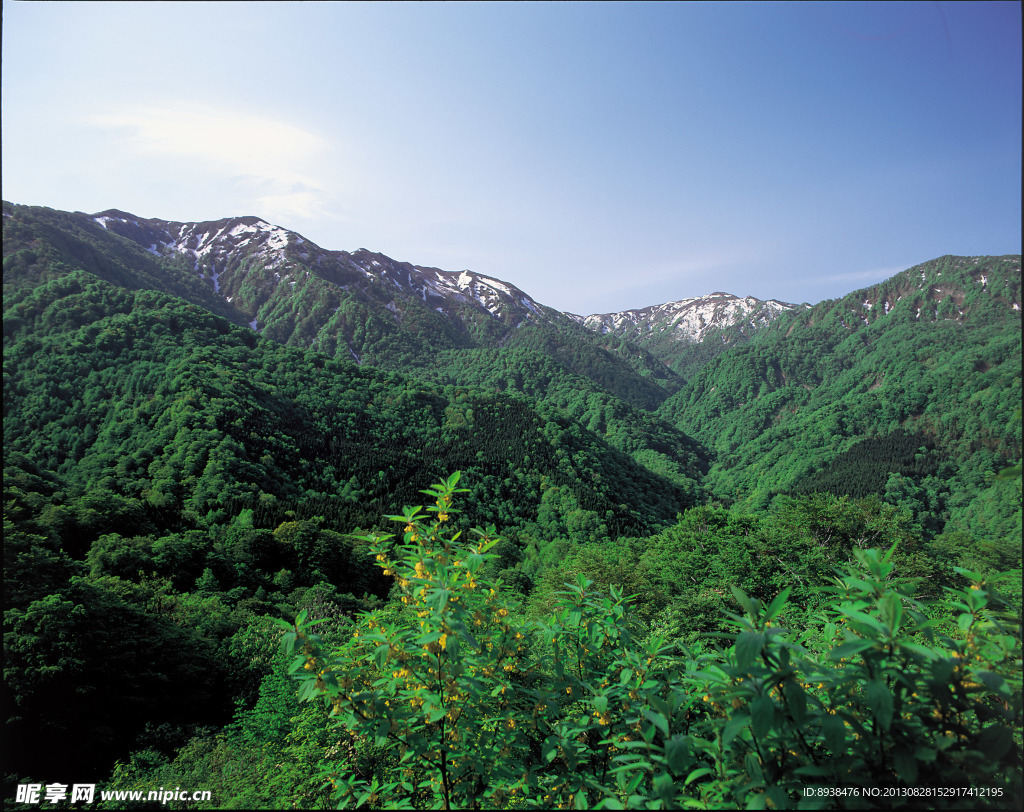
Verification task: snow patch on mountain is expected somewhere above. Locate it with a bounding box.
[581,293,802,343]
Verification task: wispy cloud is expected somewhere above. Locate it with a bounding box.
[87,102,333,220]
[583,249,759,298]
[813,266,909,285]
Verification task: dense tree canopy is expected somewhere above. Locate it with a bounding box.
[3,204,1020,808]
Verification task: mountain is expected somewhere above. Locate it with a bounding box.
[657,254,1021,539]
[13,204,683,410]
[3,201,717,780]
[2,202,711,540]
[572,292,803,343]
[4,201,1019,531]
[3,201,1021,794]
[571,292,806,378]
[89,206,565,331]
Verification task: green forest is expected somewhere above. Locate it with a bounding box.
[3,203,1021,809]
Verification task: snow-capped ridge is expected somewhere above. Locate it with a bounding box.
[580,293,803,344]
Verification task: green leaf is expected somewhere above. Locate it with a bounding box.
[765,587,791,621]
[783,678,807,725]
[977,724,1014,761]
[730,585,754,615]
[865,680,893,731]
[642,708,669,738]
[665,734,693,775]
[896,641,939,661]
[892,746,918,785]
[840,610,889,638]
[750,694,774,739]
[722,713,749,749]
[765,786,790,810]
[653,772,675,799]
[829,639,875,660]
[976,670,1007,693]
[684,767,715,786]
[793,765,834,778]
[822,713,845,751]
[735,631,765,669]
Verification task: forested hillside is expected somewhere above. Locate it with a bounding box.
[658,256,1021,546]
[4,203,684,410]
[3,203,1020,808]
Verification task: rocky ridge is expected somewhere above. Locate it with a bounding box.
[90,209,566,333]
[570,293,805,344]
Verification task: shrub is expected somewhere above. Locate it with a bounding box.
[283,474,1022,809]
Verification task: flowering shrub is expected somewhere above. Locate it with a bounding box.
[281,474,1022,809]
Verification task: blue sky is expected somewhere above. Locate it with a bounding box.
[2,1,1020,314]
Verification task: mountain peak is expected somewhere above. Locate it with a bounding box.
[580,292,803,344]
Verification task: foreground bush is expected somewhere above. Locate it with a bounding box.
[284,473,1022,809]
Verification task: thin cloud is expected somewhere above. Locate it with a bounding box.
[578,250,760,300]
[815,266,909,285]
[87,102,334,219]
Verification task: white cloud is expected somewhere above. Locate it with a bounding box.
[815,266,908,285]
[581,249,759,299]
[87,102,334,219]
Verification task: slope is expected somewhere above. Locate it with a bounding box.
[574,292,805,379]
[658,254,1022,539]
[3,268,703,544]
[3,202,683,411]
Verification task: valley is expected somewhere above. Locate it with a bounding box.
[3,201,1021,808]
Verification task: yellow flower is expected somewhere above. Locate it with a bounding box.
[415,562,428,579]
[439,513,449,522]
[439,634,448,650]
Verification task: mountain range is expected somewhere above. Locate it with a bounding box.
[2,200,1021,785]
[87,207,801,347]
[5,200,1020,525]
